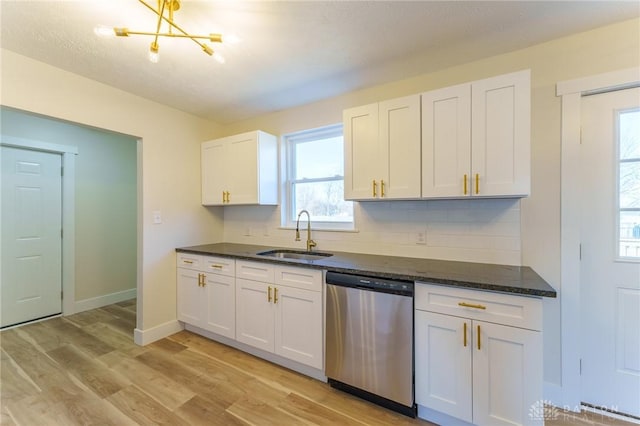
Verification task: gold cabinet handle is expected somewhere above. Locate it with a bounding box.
[197,273,202,287]
[458,302,486,310]
[183,260,194,264]
[475,173,479,195]
[210,264,223,269]
[380,180,385,197]
[226,191,230,203]
[268,286,272,303]
[463,322,467,347]
[201,273,206,287]
[463,174,468,195]
[274,287,278,304]
[477,324,481,350]
[222,191,225,203]
[372,180,377,197]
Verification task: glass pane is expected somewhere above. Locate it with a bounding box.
[620,109,640,160]
[620,161,640,208]
[293,181,353,222]
[619,210,640,259]
[294,136,344,180]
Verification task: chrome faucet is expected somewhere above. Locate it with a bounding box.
[295,210,317,252]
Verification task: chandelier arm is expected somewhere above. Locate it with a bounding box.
[152,0,167,48]
[126,31,222,41]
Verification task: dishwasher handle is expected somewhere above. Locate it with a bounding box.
[326,272,414,297]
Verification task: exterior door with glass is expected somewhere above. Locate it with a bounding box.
[580,87,640,417]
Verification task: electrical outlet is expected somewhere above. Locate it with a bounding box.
[414,231,427,245]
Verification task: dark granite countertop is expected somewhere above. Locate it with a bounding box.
[176,243,556,298]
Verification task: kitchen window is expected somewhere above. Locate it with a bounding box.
[617,107,640,260]
[282,124,354,230]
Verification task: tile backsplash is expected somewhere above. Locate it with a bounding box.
[223,198,522,266]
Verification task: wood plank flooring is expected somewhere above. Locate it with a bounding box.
[1,299,636,425]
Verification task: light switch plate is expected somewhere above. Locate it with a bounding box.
[153,210,162,224]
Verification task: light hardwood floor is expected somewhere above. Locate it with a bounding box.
[1,300,636,426]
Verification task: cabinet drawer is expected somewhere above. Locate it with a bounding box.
[236,260,275,283]
[274,266,322,292]
[177,253,202,270]
[202,256,235,276]
[415,282,542,331]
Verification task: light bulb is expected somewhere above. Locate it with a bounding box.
[94,25,115,37]
[213,52,225,64]
[149,42,159,63]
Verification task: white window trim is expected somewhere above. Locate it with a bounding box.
[280,124,355,231]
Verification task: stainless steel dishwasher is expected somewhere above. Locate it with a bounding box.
[325,271,416,417]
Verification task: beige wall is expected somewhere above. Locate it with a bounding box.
[0,49,224,331]
[218,18,640,389]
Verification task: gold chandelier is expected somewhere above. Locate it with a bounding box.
[95,0,230,63]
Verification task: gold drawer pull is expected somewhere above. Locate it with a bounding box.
[463,322,467,347]
[210,264,223,269]
[458,302,486,310]
[183,260,194,264]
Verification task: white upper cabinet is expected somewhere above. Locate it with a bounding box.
[421,83,472,198]
[344,94,421,200]
[471,70,530,197]
[201,130,278,206]
[421,70,531,198]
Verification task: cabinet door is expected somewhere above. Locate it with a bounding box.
[204,273,235,339]
[415,310,472,422]
[472,320,542,426]
[421,84,472,198]
[177,268,206,327]
[471,70,530,197]
[226,133,258,205]
[235,278,274,352]
[380,95,421,199]
[344,103,380,200]
[274,286,323,369]
[201,139,227,206]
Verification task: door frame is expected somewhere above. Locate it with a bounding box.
[557,67,640,409]
[1,135,77,317]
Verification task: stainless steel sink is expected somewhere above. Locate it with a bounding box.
[257,249,333,261]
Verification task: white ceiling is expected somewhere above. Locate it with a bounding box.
[1,1,638,124]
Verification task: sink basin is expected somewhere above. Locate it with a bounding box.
[257,249,333,261]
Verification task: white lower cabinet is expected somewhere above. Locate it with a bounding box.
[176,253,235,339]
[415,283,543,426]
[235,261,324,369]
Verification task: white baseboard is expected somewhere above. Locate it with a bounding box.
[73,288,137,314]
[134,320,183,346]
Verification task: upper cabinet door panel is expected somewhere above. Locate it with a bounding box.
[201,139,227,205]
[227,133,259,205]
[344,103,379,200]
[421,84,471,198]
[380,95,421,199]
[471,70,530,197]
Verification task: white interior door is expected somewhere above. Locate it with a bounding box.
[1,146,63,328]
[580,87,640,417]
